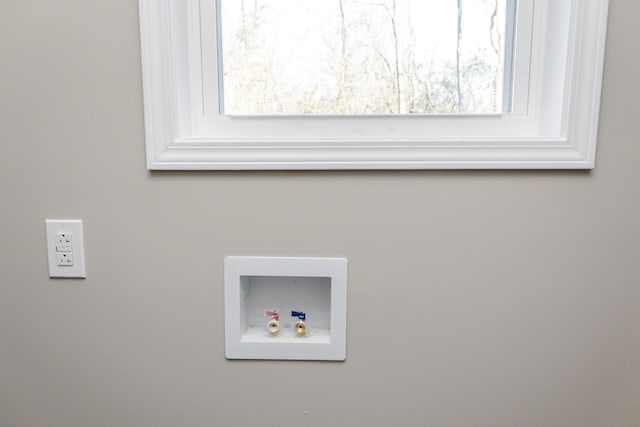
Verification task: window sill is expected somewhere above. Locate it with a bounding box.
[148,137,591,170]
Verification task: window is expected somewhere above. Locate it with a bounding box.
[139,0,609,170]
[219,0,514,115]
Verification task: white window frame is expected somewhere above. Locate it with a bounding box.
[138,0,609,170]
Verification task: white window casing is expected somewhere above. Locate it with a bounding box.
[138,0,609,170]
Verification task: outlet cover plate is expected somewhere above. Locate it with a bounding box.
[46,220,86,278]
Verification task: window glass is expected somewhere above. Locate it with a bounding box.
[219,0,512,115]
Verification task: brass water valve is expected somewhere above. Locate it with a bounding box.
[264,310,279,335]
[291,310,307,337]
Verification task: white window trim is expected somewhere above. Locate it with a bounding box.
[138,0,609,170]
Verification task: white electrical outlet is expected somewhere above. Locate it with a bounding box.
[46,220,86,278]
[55,233,73,252]
[56,252,73,266]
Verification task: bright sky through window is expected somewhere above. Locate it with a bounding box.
[219,0,510,115]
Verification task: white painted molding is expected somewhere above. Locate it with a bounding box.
[138,0,609,170]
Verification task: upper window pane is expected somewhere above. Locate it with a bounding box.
[218,0,513,115]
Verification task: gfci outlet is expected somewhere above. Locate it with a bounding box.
[45,220,86,278]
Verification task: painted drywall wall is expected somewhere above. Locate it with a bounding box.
[1,1,639,426]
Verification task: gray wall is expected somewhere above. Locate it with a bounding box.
[1,1,639,426]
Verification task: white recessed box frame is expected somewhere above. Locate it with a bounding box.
[224,256,348,361]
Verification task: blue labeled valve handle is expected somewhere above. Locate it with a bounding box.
[291,311,306,321]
